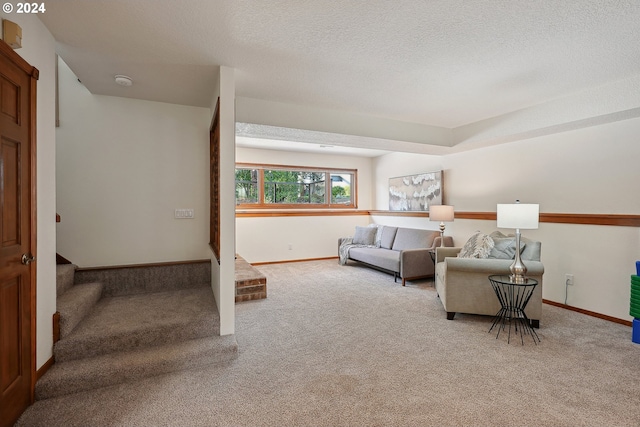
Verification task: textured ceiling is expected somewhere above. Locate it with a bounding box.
[39,0,640,148]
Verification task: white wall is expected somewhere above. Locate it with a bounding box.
[235,147,373,263]
[370,152,447,233]
[372,151,444,210]
[0,14,57,369]
[445,119,640,213]
[56,59,212,267]
[372,118,640,322]
[211,66,236,335]
[237,215,370,264]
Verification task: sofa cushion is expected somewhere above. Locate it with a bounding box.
[520,238,541,261]
[353,226,377,245]
[391,228,436,251]
[348,247,401,272]
[380,226,398,249]
[458,231,494,259]
[488,231,525,259]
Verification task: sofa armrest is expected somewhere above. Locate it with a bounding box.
[435,247,462,263]
[443,257,545,275]
[400,248,432,278]
[432,235,454,249]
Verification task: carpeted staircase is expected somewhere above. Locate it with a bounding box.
[36,263,238,400]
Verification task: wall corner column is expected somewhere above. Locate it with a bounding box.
[218,66,236,335]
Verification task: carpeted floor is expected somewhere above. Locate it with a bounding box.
[16,259,640,426]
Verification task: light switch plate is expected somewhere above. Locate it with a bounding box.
[174,209,194,219]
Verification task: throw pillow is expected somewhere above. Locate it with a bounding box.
[489,237,526,259]
[489,230,508,239]
[352,226,377,246]
[488,230,526,259]
[369,224,383,247]
[379,226,398,249]
[458,231,494,259]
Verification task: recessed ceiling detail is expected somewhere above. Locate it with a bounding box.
[40,1,640,154]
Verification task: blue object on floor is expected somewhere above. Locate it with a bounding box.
[637,261,640,276]
[633,318,640,344]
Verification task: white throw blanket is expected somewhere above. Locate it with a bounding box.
[338,237,376,265]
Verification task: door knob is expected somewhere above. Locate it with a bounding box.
[21,253,36,265]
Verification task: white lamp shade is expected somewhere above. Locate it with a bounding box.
[497,204,539,229]
[429,205,454,222]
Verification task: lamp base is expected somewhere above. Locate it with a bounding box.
[509,229,527,283]
[509,273,527,284]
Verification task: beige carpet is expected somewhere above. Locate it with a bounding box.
[16,259,640,426]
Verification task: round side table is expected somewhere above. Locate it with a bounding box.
[488,275,540,345]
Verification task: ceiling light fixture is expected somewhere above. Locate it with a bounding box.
[114,75,133,86]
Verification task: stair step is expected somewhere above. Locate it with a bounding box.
[53,286,218,363]
[36,335,238,400]
[56,264,77,297]
[57,282,104,339]
[235,284,267,302]
[74,261,211,297]
[235,255,267,303]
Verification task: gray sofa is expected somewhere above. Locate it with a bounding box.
[434,232,543,327]
[339,225,453,285]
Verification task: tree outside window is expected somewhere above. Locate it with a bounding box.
[263,170,325,204]
[235,168,259,204]
[235,164,356,208]
[330,173,351,205]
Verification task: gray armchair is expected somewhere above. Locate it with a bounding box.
[434,235,543,327]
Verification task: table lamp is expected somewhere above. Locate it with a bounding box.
[429,205,454,247]
[496,201,539,283]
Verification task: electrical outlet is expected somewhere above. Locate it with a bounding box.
[565,274,574,286]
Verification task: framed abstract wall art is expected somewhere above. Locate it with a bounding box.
[389,171,443,211]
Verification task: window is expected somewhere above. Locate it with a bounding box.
[235,168,259,204]
[330,173,352,205]
[235,164,356,208]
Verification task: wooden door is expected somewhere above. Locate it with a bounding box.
[0,40,38,427]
